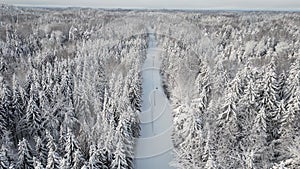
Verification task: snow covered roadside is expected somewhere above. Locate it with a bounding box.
[134,33,175,169]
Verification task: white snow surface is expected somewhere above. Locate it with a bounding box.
[134,32,175,169]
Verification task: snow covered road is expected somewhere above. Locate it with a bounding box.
[134,32,175,169]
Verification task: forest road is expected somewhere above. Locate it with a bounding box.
[134,32,175,169]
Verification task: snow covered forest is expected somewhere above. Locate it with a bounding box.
[0,4,300,169]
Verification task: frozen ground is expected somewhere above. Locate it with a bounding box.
[134,32,174,169]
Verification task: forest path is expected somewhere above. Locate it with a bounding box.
[134,30,174,169]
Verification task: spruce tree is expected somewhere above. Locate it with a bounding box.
[17,138,34,169]
[34,137,47,166]
[88,144,102,169]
